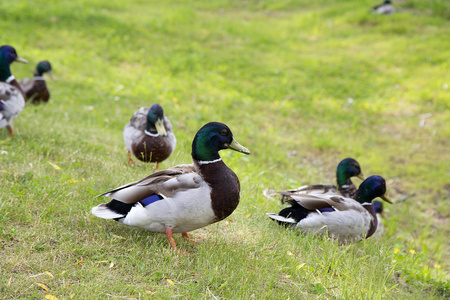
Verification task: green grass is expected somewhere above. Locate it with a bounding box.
[1,0,449,298]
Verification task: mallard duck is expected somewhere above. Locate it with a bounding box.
[92,122,250,250]
[20,60,54,104]
[0,45,28,137]
[265,158,364,201]
[266,175,393,244]
[372,200,385,239]
[123,104,176,170]
[372,0,396,15]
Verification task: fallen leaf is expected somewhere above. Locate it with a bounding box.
[48,161,61,170]
[45,295,58,300]
[44,271,54,278]
[35,282,50,292]
[166,278,175,285]
[296,263,306,270]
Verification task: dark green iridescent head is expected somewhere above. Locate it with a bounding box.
[146,104,167,136]
[354,175,393,204]
[0,45,28,82]
[336,158,364,186]
[35,60,52,76]
[191,122,250,162]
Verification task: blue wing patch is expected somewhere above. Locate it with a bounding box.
[318,207,335,213]
[140,194,163,207]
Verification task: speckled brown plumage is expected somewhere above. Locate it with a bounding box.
[339,184,357,198]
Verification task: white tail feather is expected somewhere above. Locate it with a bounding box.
[265,213,297,224]
[91,204,125,219]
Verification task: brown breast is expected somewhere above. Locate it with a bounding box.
[197,160,240,221]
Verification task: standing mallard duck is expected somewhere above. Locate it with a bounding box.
[20,60,54,104]
[92,122,250,250]
[372,0,396,15]
[266,175,393,244]
[0,45,28,137]
[265,158,364,201]
[123,104,176,170]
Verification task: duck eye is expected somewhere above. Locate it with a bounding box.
[220,129,228,136]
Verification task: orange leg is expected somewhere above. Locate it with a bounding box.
[155,162,160,170]
[7,126,14,137]
[182,232,202,243]
[165,227,178,250]
[127,150,135,166]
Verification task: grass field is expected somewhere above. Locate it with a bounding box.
[1,0,449,298]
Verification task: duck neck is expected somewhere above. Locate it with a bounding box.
[336,169,352,187]
[362,203,378,238]
[0,62,12,83]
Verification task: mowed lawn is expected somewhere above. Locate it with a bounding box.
[0,0,449,298]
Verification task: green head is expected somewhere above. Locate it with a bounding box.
[0,45,28,82]
[191,122,250,162]
[146,104,167,136]
[336,158,364,186]
[355,175,393,204]
[35,60,53,78]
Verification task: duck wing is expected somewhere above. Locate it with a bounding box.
[287,193,365,213]
[96,164,198,203]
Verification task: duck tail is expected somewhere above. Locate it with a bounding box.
[91,202,127,219]
[266,213,297,224]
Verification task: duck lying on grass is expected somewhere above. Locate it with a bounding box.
[266,175,393,244]
[20,60,54,104]
[0,45,28,137]
[265,158,364,201]
[92,122,250,250]
[123,104,176,170]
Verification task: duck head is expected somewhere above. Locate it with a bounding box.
[146,104,167,137]
[191,122,250,162]
[336,157,365,186]
[373,200,386,217]
[0,45,28,82]
[355,175,393,204]
[35,60,55,80]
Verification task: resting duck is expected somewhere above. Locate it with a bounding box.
[265,158,364,201]
[92,122,250,250]
[20,60,54,104]
[266,175,393,244]
[372,200,385,239]
[0,45,28,137]
[372,0,396,15]
[123,104,176,170]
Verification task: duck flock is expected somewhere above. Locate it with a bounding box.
[0,41,392,251]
